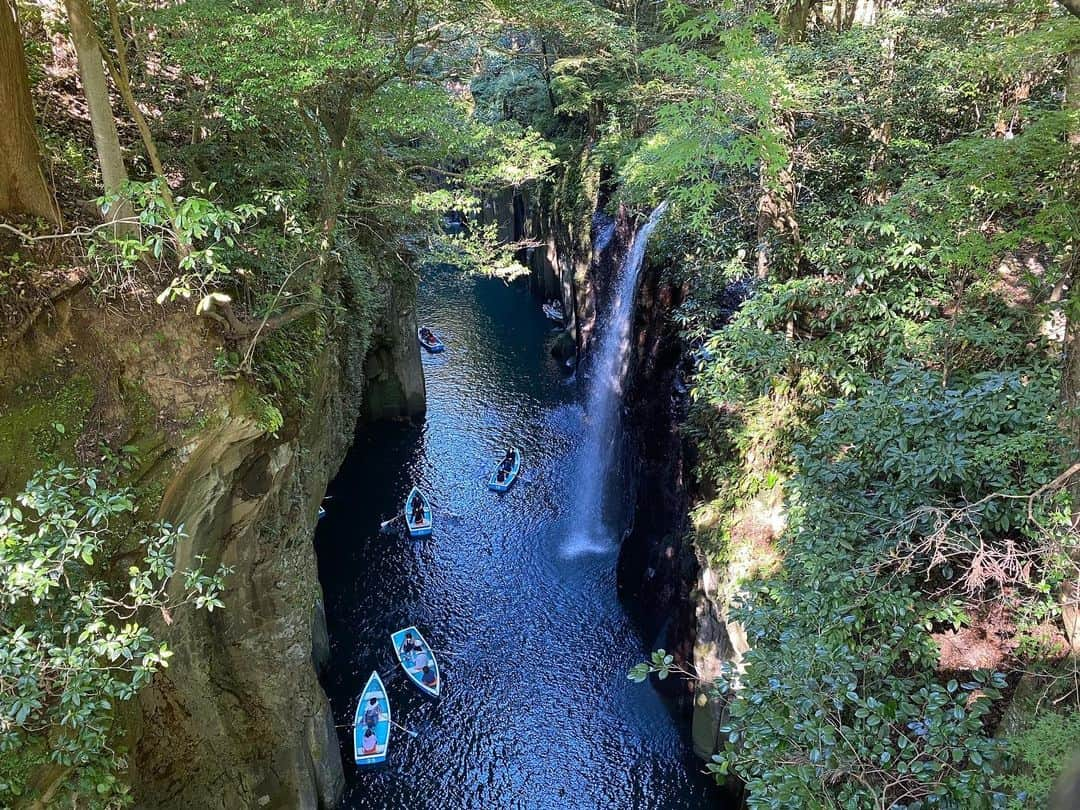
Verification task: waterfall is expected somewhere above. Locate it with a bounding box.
[564,202,668,556]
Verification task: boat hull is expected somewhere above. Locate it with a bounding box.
[417,327,445,353]
[391,625,441,698]
[404,486,432,537]
[353,671,390,766]
[488,447,522,492]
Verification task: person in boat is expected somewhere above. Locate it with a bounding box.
[400,632,421,666]
[410,493,425,524]
[421,664,437,688]
[361,726,378,755]
[496,469,507,483]
[363,696,381,729]
[499,448,516,472]
[413,647,429,672]
[419,327,435,344]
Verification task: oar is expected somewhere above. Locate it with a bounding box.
[340,719,419,739]
[380,513,405,531]
[390,719,419,738]
[430,647,464,660]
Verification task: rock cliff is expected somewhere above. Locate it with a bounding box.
[0,272,425,809]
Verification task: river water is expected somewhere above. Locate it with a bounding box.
[315,264,726,809]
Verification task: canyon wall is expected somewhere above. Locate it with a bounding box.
[0,272,425,810]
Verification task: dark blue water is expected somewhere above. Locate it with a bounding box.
[315,266,725,809]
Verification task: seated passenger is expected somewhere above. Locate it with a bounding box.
[500,448,515,472]
[363,696,380,729]
[361,727,378,755]
[400,632,420,665]
[421,665,437,688]
[413,648,428,671]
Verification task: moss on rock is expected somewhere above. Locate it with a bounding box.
[0,372,95,492]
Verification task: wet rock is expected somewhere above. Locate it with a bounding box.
[361,281,426,422]
[550,329,577,364]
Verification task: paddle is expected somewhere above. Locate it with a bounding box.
[429,647,463,660]
[390,719,419,738]
[340,719,419,739]
[379,513,404,531]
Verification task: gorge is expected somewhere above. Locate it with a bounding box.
[2,1,1079,809]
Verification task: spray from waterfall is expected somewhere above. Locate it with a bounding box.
[563,202,669,557]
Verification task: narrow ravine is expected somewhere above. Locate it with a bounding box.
[315,265,727,808]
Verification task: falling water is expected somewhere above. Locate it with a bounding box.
[565,202,669,556]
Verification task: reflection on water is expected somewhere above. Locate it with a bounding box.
[315,266,728,809]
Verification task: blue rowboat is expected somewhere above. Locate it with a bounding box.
[353,671,390,766]
[391,626,441,698]
[542,301,564,322]
[488,447,521,492]
[417,327,445,353]
[404,487,432,537]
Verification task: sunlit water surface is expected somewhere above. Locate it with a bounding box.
[315,266,727,809]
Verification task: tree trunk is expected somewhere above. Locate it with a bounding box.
[539,38,557,114]
[1059,47,1080,651]
[102,0,175,217]
[861,31,896,205]
[755,111,798,280]
[853,0,880,26]
[780,0,816,43]
[0,0,59,224]
[63,0,134,234]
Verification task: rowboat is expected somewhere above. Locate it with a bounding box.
[391,625,441,698]
[542,301,564,322]
[404,487,432,537]
[488,447,521,492]
[353,671,390,766]
[417,327,445,352]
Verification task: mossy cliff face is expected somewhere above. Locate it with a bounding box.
[361,276,426,421]
[480,145,630,359]
[0,276,424,810]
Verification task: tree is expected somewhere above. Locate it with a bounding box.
[0,465,229,806]
[1057,13,1080,650]
[63,0,135,234]
[155,0,559,339]
[0,0,59,224]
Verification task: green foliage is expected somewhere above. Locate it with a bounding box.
[1004,710,1080,808]
[238,388,284,435]
[621,5,790,229]
[619,1,1078,807]
[92,180,264,303]
[158,0,560,277]
[0,465,230,806]
[628,648,684,682]
[428,224,531,281]
[640,368,1069,806]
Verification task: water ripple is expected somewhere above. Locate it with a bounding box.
[315,265,727,809]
